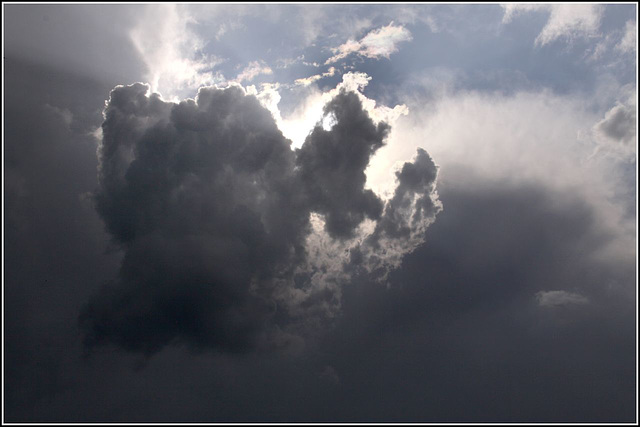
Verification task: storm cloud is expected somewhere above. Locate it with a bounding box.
[79,83,441,355]
[4,4,635,423]
[295,90,389,239]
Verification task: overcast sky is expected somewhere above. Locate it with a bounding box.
[3,3,637,422]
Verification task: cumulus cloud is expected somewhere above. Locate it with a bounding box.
[80,82,440,356]
[249,71,409,151]
[325,22,412,64]
[502,4,603,46]
[595,103,636,145]
[82,83,305,355]
[296,90,389,240]
[536,290,589,307]
[592,87,637,159]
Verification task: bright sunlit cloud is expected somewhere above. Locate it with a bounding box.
[325,22,413,64]
[129,4,223,100]
[502,4,604,46]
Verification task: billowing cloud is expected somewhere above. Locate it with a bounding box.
[502,4,604,46]
[362,148,440,270]
[325,22,412,64]
[295,90,389,239]
[79,82,440,356]
[536,290,589,307]
[249,71,409,151]
[5,4,636,422]
[82,83,305,354]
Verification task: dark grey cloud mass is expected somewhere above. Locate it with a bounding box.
[81,83,305,354]
[79,83,436,356]
[295,91,388,239]
[312,173,636,422]
[3,4,636,423]
[370,147,439,242]
[4,56,124,420]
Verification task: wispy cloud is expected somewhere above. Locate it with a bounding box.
[502,4,604,46]
[294,66,337,86]
[129,4,223,99]
[536,290,589,307]
[234,60,273,83]
[325,22,412,64]
[616,20,637,54]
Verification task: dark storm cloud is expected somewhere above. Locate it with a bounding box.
[4,58,634,423]
[4,4,146,85]
[81,83,308,354]
[4,56,124,420]
[79,83,437,356]
[310,173,636,422]
[295,90,388,239]
[17,169,632,423]
[4,4,636,423]
[369,147,439,242]
[346,148,442,281]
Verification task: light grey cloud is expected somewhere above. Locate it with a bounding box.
[234,60,274,83]
[128,4,225,99]
[502,4,604,46]
[536,290,589,307]
[295,66,337,86]
[616,20,637,54]
[325,22,412,64]
[595,102,636,145]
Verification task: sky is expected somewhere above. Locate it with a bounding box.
[3,3,637,423]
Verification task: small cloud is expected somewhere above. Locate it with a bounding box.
[325,22,412,65]
[615,20,637,54]
[592,88,637,160]
[44,104,73,128]
[595,103,636,145]
[89,125,103,142]
[320,365,341,385]
[502,4,603,47]
[536,290,589,308]
[294,66,336,87]
[235,60,273,83]
[275,54,306,69]
[215,20,244,40]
